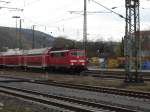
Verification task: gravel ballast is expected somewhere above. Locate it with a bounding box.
[0,82,149,112]
[0,92,64,112]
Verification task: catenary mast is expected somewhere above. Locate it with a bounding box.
[83,0,87,55]
[124,0,143,83]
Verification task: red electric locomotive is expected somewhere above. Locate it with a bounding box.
[0,48,87,72]
[49,49,87,71]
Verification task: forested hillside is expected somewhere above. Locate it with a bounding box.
[0,26,54,51]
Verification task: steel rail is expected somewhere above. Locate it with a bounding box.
[0,75,150,99]
[81,70,150,81]
[83,70,150,76]
[0,75,150,100]
[35,80,150,100]
[0,85,136,112]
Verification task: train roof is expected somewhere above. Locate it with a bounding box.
[24,47,52,55]
[1,49,23,56]
[50,50,69,53]
[0,52,4,55]
[50,49,85,53]
[0,48,84,56]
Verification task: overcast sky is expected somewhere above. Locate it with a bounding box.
[0,0,150,42]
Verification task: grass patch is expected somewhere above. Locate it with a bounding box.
[0,104,32,112]
[119,82,150,92]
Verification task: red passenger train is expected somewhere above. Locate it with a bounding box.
[0,48,87,72]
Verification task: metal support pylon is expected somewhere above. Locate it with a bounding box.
[124,0,143,83]
[83,0,87,56]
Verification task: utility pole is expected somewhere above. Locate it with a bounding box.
[83,0,87,55]
[12,16,20,48]
[19,19,23,49]
[124,0,143,83]
[32,25,36,49]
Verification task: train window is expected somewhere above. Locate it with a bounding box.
[61,52,65,57]
[50,53,54,57]
[71,51,85,56]
[54,53,60,57]
[50,52,65,57]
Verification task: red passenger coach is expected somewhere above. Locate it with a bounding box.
[24,48,51,69]
[0,52,4,66]
[0,49,23,67]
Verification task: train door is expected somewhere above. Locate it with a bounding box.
[49,52,55,66]
[64,51,69,65]
[42,54,49,68]
[0,55,3,66]
[52,52,63,65]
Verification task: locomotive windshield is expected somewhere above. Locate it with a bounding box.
[71,51,85,56]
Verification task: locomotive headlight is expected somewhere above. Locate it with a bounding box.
[82,63,85,65]
[79,60,85,62]
[71,63,74,65]
[70,60,77,62]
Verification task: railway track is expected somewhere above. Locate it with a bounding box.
[81,70,150,81]
[35,80,150,100]
[0,85,136,112]
[1,68,150,81]
[0,75,150,100]
[84,69,150,76]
